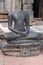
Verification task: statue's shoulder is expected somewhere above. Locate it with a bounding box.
[8,10,29,17]
[8,10,17,15]
[8,12,13,16]
[9,10,20,15]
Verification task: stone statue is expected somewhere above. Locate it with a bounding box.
[0,10,39,41]
[4,10,30,41]
[0,10,40,56]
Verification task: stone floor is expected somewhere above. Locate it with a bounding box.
[0,50,43,65]
[1,22,43,33]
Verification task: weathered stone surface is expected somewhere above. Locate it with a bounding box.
[20,46,30,57]
[0,2,3,12]
[23,0,34,4]
[30,50,40,56]
[1,40,40,57]
[5,0,12,12]
[23,4,33,9]
[15,0,21,9]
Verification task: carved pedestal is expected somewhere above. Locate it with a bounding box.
[1,40,40,57]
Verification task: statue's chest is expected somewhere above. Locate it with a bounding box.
[13,13,25,20]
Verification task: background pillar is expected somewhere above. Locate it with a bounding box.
[23,0,34,24]
[5,0,12,12]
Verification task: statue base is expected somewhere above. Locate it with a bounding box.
[1,40,40,57]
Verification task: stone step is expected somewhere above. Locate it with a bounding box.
[30,50,40,56]
[0,19,8,22]
[0,15,8,19]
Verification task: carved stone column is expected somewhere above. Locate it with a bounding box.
[11,0,21,11]
[23,0,34,23]
[0,0,4,12]
[11,0,15,11]
[15,0,21,10]
[5,0,12,12]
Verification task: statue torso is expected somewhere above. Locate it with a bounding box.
[11,11,26,31]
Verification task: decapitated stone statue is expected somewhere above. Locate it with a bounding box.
[5,10,30,40]
[0,10,39,41]
[0,10,40,56]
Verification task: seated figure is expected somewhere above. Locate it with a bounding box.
[4,10,30,41]
[0,10,40,56]
[0,10,39,42]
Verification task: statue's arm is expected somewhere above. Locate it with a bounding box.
[24,13,30,34]
[8,13,12,30]
[8,13,22,34]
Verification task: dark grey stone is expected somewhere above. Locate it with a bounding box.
[0,10,40,56]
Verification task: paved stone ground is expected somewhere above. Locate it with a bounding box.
[0,50,43,65]
[1,22,43,33]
